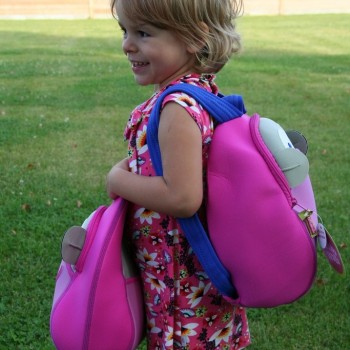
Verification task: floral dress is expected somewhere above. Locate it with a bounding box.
[124,74,250,350]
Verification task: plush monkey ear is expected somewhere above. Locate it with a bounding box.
[286,130,308,155]
[61,226,87,265]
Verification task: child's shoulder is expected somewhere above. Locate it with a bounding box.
[159,73,218,108]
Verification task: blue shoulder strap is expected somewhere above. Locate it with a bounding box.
[147,83,246,300]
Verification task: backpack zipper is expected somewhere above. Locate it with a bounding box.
[250,114,317,288]
[83,201,127,349]
[75,205,108,273]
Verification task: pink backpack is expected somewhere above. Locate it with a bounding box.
[50,198,144,349]
[147,84,344,308]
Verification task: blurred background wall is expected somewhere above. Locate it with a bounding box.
[0,0,349,19]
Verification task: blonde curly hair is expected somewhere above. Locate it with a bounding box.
[111,0,243,73]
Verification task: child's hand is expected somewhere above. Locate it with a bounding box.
[106,158,130,199]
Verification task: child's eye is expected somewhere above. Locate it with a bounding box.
[138,31,150,38]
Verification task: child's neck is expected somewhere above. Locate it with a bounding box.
[153,71,196,92]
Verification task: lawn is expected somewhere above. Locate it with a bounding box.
[0,14,349,349]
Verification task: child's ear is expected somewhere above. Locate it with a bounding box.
[187,22,209,54]
[186,45,199,55]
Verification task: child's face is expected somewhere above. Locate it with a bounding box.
[117,0,196,90]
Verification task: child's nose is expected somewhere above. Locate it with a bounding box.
[122,35,137,54]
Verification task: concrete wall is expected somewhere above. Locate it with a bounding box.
[0,0,349,19]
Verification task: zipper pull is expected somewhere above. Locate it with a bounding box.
[298,209,318,238]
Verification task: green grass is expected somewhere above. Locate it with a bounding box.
[0,15,349,349]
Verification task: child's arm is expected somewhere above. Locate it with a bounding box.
[107,102,203,218]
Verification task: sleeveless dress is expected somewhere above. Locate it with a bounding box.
[124,74,250,350]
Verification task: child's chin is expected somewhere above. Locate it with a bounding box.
[134,76,153,87]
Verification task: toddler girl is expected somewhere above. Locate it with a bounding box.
[107,0,251,348]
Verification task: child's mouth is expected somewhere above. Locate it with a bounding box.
[131,61,149,68]
[130,60,149,74]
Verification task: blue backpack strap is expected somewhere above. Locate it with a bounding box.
[147,83,245,299]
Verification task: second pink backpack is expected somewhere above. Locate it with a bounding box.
[50,198,144,349]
